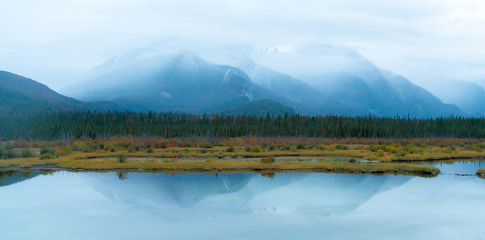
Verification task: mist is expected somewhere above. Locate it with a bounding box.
[1,0,485,91]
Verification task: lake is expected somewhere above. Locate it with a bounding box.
[1,161,485,240]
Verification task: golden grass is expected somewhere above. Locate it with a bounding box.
[0,154,440,176]
[58,147,485,164]
[7,141,485,177]
[477,168,485,178]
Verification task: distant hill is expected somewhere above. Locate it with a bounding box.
[0,70,117,114]
[306,70,464,117]
[417,79,485,116]
[220,99,295,116]
[240,45,465,117]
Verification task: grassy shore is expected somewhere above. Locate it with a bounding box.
[3,137,485,176]
[0,155,440,176]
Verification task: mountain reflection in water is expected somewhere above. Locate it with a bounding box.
[1,162,485,240]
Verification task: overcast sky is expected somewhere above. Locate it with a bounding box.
[1,0,485,91]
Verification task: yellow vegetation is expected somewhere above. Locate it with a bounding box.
[4,138,485,176]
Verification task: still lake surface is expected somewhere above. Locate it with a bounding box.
[1,161,485,240]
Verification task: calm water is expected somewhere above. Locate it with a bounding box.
[1,161,485,240]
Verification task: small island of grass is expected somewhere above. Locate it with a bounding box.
[477,168,485,178]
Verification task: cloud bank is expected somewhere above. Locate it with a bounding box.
[1,0,485,90]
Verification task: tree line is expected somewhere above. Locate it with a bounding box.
[0,110,484,140]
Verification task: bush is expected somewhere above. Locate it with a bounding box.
[127,146,136,153]
[21,148,33,158]
[4,142,13,150]
[39,153,55,160]
[245,146,251,152]
[377,149,385,157]
[394,152,406,157]
[4,150,16,159]
[335,144,349,150]
[260,156,275,163]
[440,147,453,154]
[369,145,379,152]
[226,146,235,152]
[118,154,127,163]
[0,147,5,159]
[89,142,101,151]
[404,144,417,154]
[40,147,54,155]
[147,148,154,153]
[296,143,306,150]
[251,146,262,153]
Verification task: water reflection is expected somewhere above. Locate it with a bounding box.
[86,172,257,207]
[71,171,411,216]
[430,160,485,175]
[1,162,485,239]
[0,170,39,187]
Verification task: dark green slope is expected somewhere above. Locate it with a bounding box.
[0,70,117,114]
[220,99,295,116]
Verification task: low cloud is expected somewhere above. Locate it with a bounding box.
[1,0,485,90]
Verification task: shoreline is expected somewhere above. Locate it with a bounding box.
[0,161,440,177]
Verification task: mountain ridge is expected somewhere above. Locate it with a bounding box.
[0,70,118,114]
[1,45,476,118]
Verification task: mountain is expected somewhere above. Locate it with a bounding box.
[0,70,116,114]
[304,70,463,117]
[65,51,296,114]
[220,99,295,116]
[417,79,485,116]
[240,45,465,117]
[234,59,324,115]
[48,43,471,118]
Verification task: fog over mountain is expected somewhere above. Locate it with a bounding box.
[0,40,471,117]
[418,79,485,116]
[57,42,463,117]
[2,1,485,117]
[213,45,464,117]
[64,48,298,114]
[2,0,485,93]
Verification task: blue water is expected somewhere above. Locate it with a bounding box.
[0,161,484,240]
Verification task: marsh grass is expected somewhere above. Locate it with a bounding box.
[4,138,485,177]
[477,168,485,178]
[0,154,440,176]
